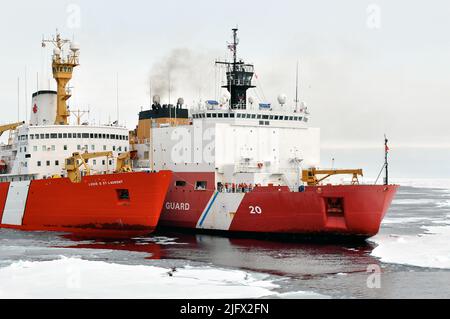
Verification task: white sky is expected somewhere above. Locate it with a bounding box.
[1,0,449,148]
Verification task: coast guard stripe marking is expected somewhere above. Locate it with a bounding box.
[1,181,30,226]
[197,192,245,231]
[198,191,219,227]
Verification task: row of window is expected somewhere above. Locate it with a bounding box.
[19,133,129,141]
[36,159,113,167]
[53,66,73,73]
[193,112,308,122]
[19,145,128,153]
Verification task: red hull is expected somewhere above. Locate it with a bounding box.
[159,173,398,238]
[0,171,172,237]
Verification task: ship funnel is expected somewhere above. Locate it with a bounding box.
[30,91,57,126]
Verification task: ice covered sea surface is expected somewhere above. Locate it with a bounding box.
[1,178,450,299]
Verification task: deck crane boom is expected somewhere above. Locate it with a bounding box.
[302,168,363,186]
[115,151,135,173]
[65,151,113,183]
[0,121,25,137]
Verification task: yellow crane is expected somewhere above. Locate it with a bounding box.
[65,151,113,183]
[115,152,134,173]
[302,168,363,186]
[0,121,25,137]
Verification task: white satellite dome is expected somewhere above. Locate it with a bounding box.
[53,48,61,56]
[70,42,80,52]
[277,94,287,106]
[219,96,227,104]
[248,96,255,104]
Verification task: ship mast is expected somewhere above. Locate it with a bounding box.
[216,28,255,110]
[42,32,80,125]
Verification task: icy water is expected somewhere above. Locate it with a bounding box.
[1,180,450,298]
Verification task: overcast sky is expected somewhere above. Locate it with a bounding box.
[1,0,449,149]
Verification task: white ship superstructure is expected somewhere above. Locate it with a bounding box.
[135,103,320,191]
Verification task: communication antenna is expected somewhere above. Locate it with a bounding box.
[295,60,300,109]
[116,72,119,126]
[24,66,28,123]
[149,80,152,107]
[70,109,90,126]
[17,77,20,122]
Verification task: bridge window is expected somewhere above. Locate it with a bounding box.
[37,161,41,167]
[195,181,207,191]
[175,181,187,187]
[63,133,68,138]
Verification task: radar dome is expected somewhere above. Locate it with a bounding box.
[177,97,184,106]
[53,48,61,56]
[248,96,255,105]
[70,42,80,52]
[277,94,287,106]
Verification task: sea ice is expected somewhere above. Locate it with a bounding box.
[0,257,323,299]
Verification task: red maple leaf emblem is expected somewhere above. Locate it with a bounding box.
[33,104,38,114]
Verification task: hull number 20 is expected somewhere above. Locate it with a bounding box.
[249,206,263,215]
